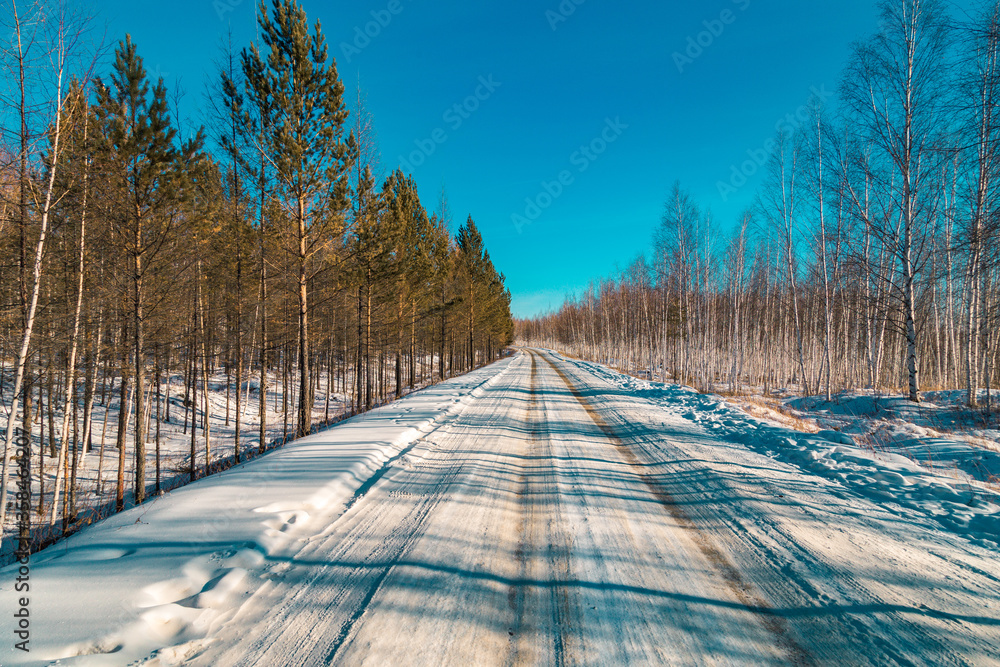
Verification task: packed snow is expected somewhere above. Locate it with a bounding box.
[1,349,998,665]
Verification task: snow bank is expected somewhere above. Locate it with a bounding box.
[784,390,1000,484]
[0,357,515,666]
[563,356,1000,550]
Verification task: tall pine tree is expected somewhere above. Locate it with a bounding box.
[243,0,352,437]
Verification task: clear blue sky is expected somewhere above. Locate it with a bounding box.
[94,0,894,318]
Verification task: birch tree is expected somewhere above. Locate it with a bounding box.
[0,0,92,539]
[842,0,952,402]
[957,1,1000,405]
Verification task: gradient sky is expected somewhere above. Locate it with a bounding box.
[92,0,896,317]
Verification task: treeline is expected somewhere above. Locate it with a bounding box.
[0,0,512,541]
[519,0,1000,410]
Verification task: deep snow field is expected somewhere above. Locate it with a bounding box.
[0,364,429,563]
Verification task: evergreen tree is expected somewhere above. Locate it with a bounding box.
[457,217,488,369]
[243,0,352,437]
[93,35,206,507]
[0,1,513,542]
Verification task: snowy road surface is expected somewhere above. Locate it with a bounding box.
[3,350,1000,665]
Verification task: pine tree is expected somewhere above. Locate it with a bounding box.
[457,217,488,370]
[93,35,205,506]
[243,0,352,437]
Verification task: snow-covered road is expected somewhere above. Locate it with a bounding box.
[4,349,1000,665]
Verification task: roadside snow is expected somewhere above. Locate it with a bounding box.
[0,358,513,666]
[1,367,351,562]
[560,356,1000,551]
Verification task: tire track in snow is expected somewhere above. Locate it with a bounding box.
[320,359,534,664]
[593,402,934,666]
[205,444,470,666]
[593,379,984,666]
[550,350,992,666]
[317,389,523,664]
[531,353,583,667]
[321,459,465,664]
[673,443,980,666]
[538,351,816,667]
[506,356,534,665]
[507,351,579,667]
[192,359,526,666]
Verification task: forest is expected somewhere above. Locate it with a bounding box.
[519,0,1000,414]
[0,0,513,545]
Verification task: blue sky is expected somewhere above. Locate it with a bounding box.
[94,0,888,317]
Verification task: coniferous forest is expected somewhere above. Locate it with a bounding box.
[519,1,1000,412]
[0,0,513,542]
